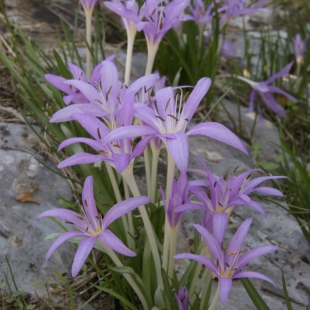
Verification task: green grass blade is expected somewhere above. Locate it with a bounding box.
[282,271,293,310]
[241,278,270,310]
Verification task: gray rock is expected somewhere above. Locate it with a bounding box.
[217,99,282,163]
[0,123,73,297]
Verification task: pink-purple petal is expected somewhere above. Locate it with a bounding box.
[45,231,84,260]
[183,78,211,121]
[58,153,101,168]
[82,176,99,226]
[101,125,157,145]
[187,122,248,155]
[131,136,154,158]
[212,213,228,245]
[103,196,150,229]
[174,253,217,274]
[260,92,286,117]
[237,245,278,270]
[218,277,233,303]
[155,87,175,119]
[38,208,81,225]
[267,85,298,102]
[234,271,276,287]
[165,131,189,173]
[72,237,96,277]
[252,187,283,197]
[243,176,286,194]
[193,224,223,260]
[67,63,88,82]
[64,80,101,104]
[45,74,71,93]
[99,229,136,256]
[265,62,294,84]
[226,218,252,256]
[113,153,131,173]
[57,137,102,152]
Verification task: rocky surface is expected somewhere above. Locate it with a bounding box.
[1,1,310,309]
[0,123,73,297]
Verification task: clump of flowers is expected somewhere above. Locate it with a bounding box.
[38,0,290,309]
[236,62,298,120]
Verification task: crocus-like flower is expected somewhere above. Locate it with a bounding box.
[50,58,159,127]
[175,218,277,303]
[293,34,306,65]
[50,59,160,173]
[178,158,284,236]
[45,63,89,105]
[160,173,197,228]
[100,78,248,173]
[175,286,189,310]
[220,0,267,26]
[38,176,150,277]
[137,0,190,46]
[80,0,98,11]
[104,0,141,32]
[188,0,214,27]
[236,62,298,119]
[186,158,285,216]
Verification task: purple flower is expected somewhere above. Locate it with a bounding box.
[293,34,306,64]
[189,0,214,27]
[236,62,298,119]
[160,173,197,228]
[188,0,214,27]
[104,0,141,32]
[220,0,267,26]
[175,286,189,310]
[56,117,154,173]
[38,176,150,277]
[100,78,248,173]
[175,218,277,303]
[80,0,98,11]
[50,58,159,126]
[186,159,285,217]
[50,59,161,173]
[45,63,89,105]
[137,0,190,46]
[177,159,285,237]
[45,57,116,105]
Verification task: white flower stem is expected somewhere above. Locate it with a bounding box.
[167,225,179,279]
[150,147,160,202]
[162,219,170,273]
[124,26,137,86]
[144,146,152,199]
[162,150,175,272]
[85,9,94,82]
[106,163,122,202]
[122,166,162,288]
[165,150,175,205]
[124,178,135,249]
[106,163,132,247]
[103,243,150,310]
[145,40,160,75]
[208,282,220,310]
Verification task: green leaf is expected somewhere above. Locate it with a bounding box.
[94,285,139,310]
[282,271,293,310]
[241,278,270,310]
[53,49,71,78]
